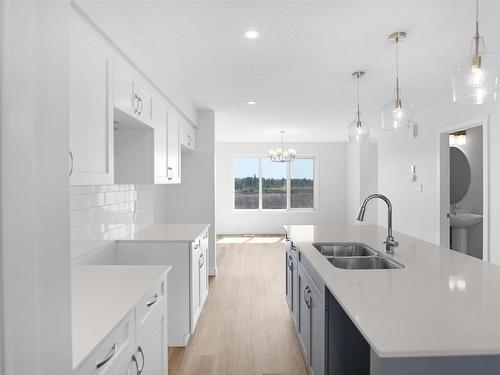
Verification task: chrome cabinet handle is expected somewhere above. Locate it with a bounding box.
[134,93,139,114]
[132,354,140,375]
[187,134,191,146]
[199,253,205,268]
[288,261,293,270]
[96,343,117,369]
[304,286,311,308]
[146,293,158,308]
[69,151,74,176]
[167,166,173,180]
[138,96,143,116]
[137,346,145,374]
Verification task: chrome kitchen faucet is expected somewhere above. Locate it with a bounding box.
[357,194,399,254]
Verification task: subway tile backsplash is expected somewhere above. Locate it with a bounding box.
[70,184,153,260]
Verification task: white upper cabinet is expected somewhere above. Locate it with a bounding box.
[167,113,181,184]
[114,60,154,128]
[69,14,114,186]
[153,102,169,184]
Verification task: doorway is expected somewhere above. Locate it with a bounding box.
[438,118,489,261]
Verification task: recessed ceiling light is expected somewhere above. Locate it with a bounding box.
[247,100,257,105]
[243,30,260,40]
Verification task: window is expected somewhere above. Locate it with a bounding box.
[233,156,316,210]
[262,158,287,209]
[234,157,259,209]
[290,158,314,208]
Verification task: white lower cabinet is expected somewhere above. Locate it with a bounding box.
[117,229,209,346]
[74,277,168,375]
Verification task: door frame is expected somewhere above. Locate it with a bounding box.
[437,116,489,261]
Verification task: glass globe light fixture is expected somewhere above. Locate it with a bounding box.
[269,131,296,162]
[452,0,500,104]
[347,71,370,142]
[381,32,414,131]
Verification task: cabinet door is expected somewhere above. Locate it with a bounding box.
[137,316,168,375]
[286,251,293,311]
[291,254,300,327]
[153,103,169,184]
[199,245,208,305]
[309,287,325,375]
[167,113,181,183]
[70,27,114,185]
[110,354,139,375]
[136,85,153,127]
[114,64,137,119]
[190,243,201,332]
[297,266,310,362]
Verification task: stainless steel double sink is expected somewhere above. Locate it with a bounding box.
[313,243,404,270]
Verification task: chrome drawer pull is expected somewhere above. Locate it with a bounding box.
[96,343,117,369]
[146,293,159,307]
[137,346,145,374]
[132,354,140,375]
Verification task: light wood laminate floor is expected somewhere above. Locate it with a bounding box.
[168,236,309,375]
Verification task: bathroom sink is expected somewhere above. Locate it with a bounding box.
[328,256,403,270]
[313,243,376,257]
[450,213,482,228]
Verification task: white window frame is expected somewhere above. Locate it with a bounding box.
[232,154,319,212]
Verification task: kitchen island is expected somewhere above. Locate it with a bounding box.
[284,224,500,375]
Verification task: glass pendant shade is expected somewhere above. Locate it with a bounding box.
[381,89,414,131]
[381,32,414,132]
[347,119,370,143]
[452,36,500,104]
[347,71,369,143]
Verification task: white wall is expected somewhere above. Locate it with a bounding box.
[216,142,347,234]
[453,126,483,258]
[377,100,499,263]
[346,142,378,225]
[154,111,217,275]
[1,1,72,374]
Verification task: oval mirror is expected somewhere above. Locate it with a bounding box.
[450,146,471,204]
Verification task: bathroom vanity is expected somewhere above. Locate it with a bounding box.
[284,224,500,375]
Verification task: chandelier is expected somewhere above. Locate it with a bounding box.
[269,131,297,163]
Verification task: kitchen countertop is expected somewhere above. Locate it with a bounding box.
[118,224,210,243]
[284,224,500,358]
[72,265,171,369]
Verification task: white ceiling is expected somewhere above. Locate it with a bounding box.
[77,0,500,142]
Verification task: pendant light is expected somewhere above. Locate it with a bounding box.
[269,131,296,163]
[452,0,500,104]
[348,71,370,142]
[381,32,414,131]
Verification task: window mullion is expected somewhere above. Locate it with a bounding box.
[287,161,291,210]
[260,157,264,210]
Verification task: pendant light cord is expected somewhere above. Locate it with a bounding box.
[395,35,401,105]
[356,75,361,125]
[474,0,480,58]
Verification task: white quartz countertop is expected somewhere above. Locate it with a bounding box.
[284,224,500,358]
[118,224,210,243]
[72,265,171,369]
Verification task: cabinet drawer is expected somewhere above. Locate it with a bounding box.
[135,279,166,333]
[75,311,135,375]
